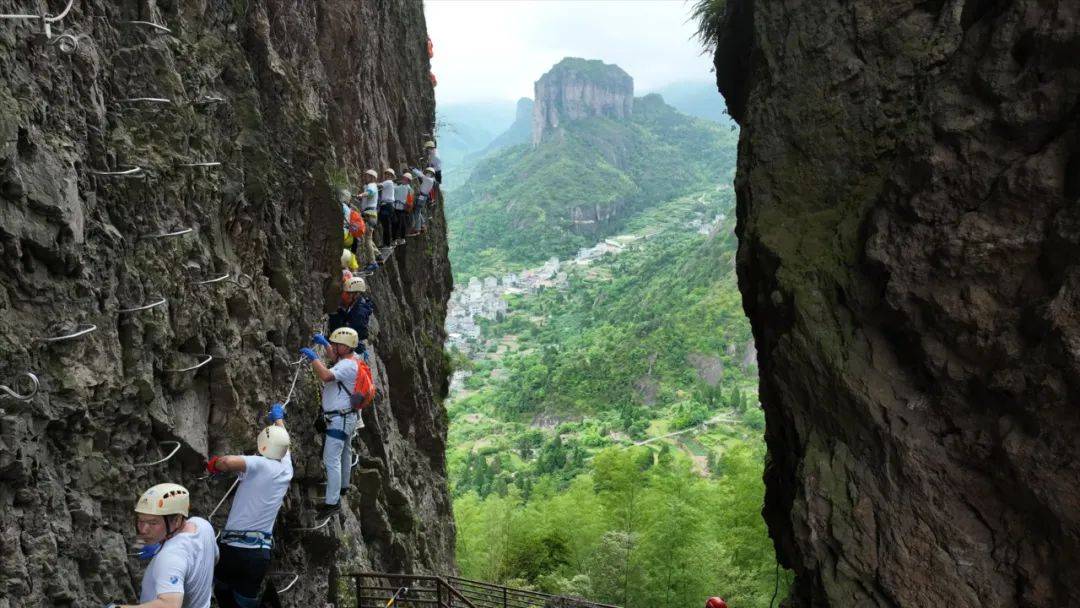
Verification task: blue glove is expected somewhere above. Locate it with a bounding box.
[299,347,318,362]
[313,333,331,347]
[137,543,161,560]
[268,402,286,422]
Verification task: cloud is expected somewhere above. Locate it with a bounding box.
[425,0,714,104]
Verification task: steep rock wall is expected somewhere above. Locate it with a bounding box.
[712,1,1079,606]
[0,1,454,606]
[532,57,633,144]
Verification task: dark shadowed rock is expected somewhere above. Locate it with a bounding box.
[712,1,1080,606]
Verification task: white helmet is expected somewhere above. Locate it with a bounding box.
[383,168,396,178]
[135,483,190,517]
[364,169,379,178]
[402,173,413,181]
[257,426,290,460]
[424,141,436,148]
[423,167,436,175]
[329,327,359,349]
[340,249,354,269]
[344,276,367,293]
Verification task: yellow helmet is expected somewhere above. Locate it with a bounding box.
[135,483,190,517]
[343,230,354,248]
[257,426,290,460]
[424,141,436,148]
[344,277,367,293]
[329,327,359,349]
[341,249,359,270]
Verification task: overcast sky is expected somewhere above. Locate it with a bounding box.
[424,0,714,105]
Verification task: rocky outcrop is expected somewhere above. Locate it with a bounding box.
[711,1,1080,606]
[0,1,453,606]
[533,58,633,144]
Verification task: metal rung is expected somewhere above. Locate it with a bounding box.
[192,273,230,285]
[40,323,96,343]
[194,95,225,105]
[119,97,172,104]
[0,372,39,401]
[165,353,213,373]
[177,161,221,168]
[0,0,74,25]
[291,517,331,532]
[90,166,143,177]
[120,20,171,33]
[270,573,300,594]
[135,441,181,467]
[119,297,167,313]
[142,227,193,239]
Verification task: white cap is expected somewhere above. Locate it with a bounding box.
[364,169,379,178]
[383,168,396,177]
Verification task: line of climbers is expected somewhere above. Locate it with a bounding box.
[341,141,442,274]
[104,142,444,608]
[106,326,378,608]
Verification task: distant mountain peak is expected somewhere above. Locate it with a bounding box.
[533,57,634,144]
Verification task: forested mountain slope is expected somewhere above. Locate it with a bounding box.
[448,93,736,279]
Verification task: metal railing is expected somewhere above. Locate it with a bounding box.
[340,573,619,608]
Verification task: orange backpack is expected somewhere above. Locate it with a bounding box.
[347,208,366,238]
[405,191,415,213]
[338,355,376,410]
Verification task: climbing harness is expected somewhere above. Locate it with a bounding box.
[0,372,38,401]
[164,353,213,373]
[0,0,75,38]
[135,441,181,467]
[219,529,273,549]
[141,227,192,239]
[89,166,144,178]
[119,20,171,34]
[39,323,96,343]
[119,297,166,313]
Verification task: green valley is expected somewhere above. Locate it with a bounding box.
[443,58,787,608]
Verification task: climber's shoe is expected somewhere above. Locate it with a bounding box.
[316,502,341,519]
[363,263,379,273]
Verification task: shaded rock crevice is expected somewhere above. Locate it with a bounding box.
[0,1,453,606]
[712,1,1080,606]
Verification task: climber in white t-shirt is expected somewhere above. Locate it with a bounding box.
[204,406,293,608]
[106,483,218,608]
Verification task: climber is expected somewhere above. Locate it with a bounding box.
[299,328,370,519]
[358,169,380,268]
[705,597,728,608]
[393,172,413,245]
[423,141,442,183]
[342,201,365,256]
[407,167,437,236]
[327,276,375,344]
[206,407,293,608]
[105,484,217,608]
[378,168,397,249]
[341,248,360,282]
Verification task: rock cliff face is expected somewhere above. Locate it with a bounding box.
[712,1,1080,606]
[0,1,454,606]
[532,57,633,144]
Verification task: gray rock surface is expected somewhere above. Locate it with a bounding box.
[0,1,454,605]
[533,58,633,144]
[712,1,1080,606]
